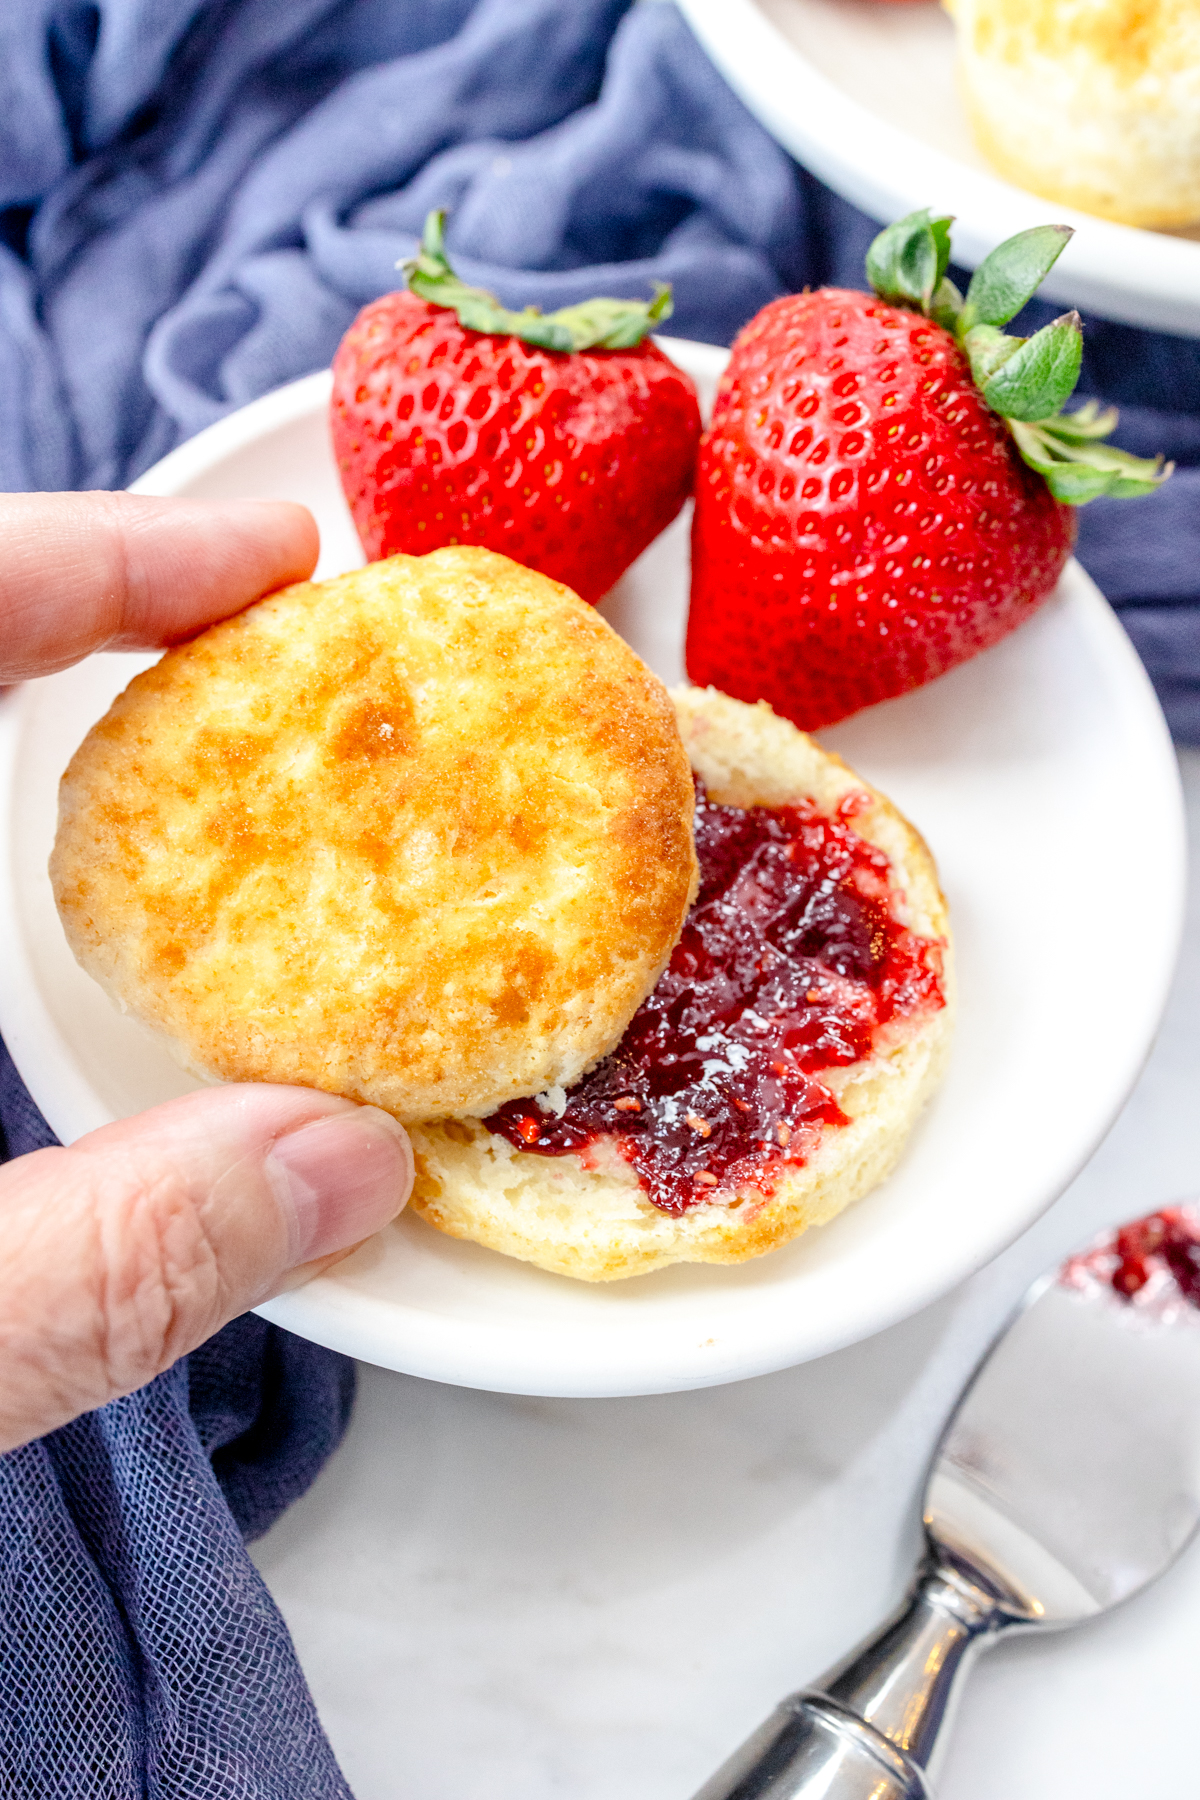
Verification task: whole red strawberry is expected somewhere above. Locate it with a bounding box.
[332,211,701,603]
[687,212,1168,728]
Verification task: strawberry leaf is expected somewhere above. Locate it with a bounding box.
[929,215,954,289]
[861,207,1171,508]
[958,225,1074,334]
[962,322,1021,387]
[1036,398,1119,443]
[866,209,955,312]
[1008,415,1172,502]
[541,286,674,350]
[974,313,1083,422]
[929,276,964,332]
[401,210,671,351]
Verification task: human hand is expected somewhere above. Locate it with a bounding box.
[0,493,414,1453]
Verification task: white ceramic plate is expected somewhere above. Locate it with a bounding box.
[0,340,1185,1397]
[678,0,1200,338]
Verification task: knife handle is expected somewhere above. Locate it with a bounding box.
[690,1560,1014,1799]
[689,1692,932,1800]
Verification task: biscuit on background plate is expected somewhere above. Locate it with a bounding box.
[50,547,698,1123]
[947,0,1200,229]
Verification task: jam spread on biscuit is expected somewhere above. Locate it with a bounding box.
[486,780,945,1216]
[1062,1210,1200,1311]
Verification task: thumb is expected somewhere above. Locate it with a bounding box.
[0,1084,412,1452]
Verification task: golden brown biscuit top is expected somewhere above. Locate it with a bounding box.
[51,547,698,1121]
[953,0,1200,79]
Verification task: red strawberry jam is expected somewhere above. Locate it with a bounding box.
[1062,1209,1200,1312]
[486,780,945,1215]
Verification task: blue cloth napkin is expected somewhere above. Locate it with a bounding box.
[0,1060,358,1798]
[2,2,1199,1793]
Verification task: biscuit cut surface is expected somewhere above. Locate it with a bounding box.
[409,686,955,1281]
[51,547,697,1121]
[946,0,1200,227]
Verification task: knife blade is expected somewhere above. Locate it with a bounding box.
[691,1206,1200,1800]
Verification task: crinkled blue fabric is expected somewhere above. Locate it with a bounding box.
[1,0,1198,726]
[0,1052,358,1799]
[2,1,1199,1793]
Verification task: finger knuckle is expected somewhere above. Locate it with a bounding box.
[90,1154,223,1391]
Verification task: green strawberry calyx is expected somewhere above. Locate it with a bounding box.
[865,210,1171,504]
[399,210,672,352]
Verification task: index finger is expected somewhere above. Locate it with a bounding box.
[0,492,320,682]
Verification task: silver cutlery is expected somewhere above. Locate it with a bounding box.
[691,1209,1200,1799]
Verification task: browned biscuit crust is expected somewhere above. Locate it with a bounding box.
[51,547,698,1121]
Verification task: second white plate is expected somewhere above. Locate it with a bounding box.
[679,0,1200,338]
[0,341,1185,1396]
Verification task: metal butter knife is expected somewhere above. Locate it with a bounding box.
[692,1210,1200,1800]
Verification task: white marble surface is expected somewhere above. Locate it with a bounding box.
[253,749,1200,1798]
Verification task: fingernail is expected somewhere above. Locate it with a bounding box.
[265,1107,413,1264]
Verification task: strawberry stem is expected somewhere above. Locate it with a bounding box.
[865,210,1171,504]
[399,210,673,352]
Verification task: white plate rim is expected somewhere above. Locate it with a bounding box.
[677,0,1200,340]
[0,355,1186,1397]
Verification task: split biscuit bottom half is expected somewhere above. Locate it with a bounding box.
[411,686,955,1283]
